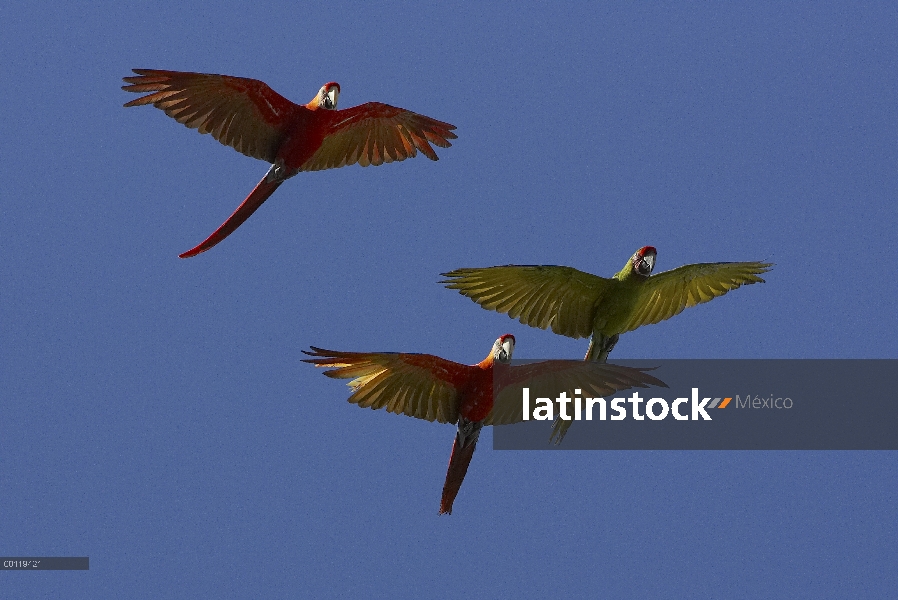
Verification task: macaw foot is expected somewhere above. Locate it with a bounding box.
[584,334,620,363]
[456,416,483,449]
[601,334,619,355]
[264,162,288,183]
[550,416,572,445]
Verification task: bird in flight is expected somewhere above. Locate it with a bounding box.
[441,248,772,442]
[304,335,665,513]
[123,69,457,257]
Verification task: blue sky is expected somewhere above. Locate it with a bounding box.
[2,1,896,597]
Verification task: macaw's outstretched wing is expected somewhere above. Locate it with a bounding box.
[301,102,456,171]
[484,360,667,425]
[123,69,301,162]
[441,266,614,339]
[303,347,473,424]
[621,262,773,334]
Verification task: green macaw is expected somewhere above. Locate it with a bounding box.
[441,246,772,443]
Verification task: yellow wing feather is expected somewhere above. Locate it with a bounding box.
[303,348,468,424]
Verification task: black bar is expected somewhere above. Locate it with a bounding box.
[1,557,89,570]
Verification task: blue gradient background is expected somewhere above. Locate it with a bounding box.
[2,2,896,598]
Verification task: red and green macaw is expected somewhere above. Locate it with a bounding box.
[123,69,456,257]
[442,247,772,442]
[304,335,665,513]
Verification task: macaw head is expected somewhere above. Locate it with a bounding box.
[631,246,657,277]
[312,82,340,110]
[493,334,515,364]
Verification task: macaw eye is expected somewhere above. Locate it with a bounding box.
[323,97,333,109]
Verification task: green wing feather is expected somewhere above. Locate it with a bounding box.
[622,262,772,333]
[441,266,613,339]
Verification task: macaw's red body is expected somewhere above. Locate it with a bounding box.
[123,69,456,257]
[304,336,666,514]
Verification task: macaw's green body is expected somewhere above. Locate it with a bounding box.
[442,246,772,443]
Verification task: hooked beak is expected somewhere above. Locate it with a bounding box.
[636,253,655,275]
[498,338,514,363]
[325,87,339,109]
[642,253,655,272]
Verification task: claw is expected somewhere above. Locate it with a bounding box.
[264,162,288,183]
[601,334,619,355]
[456,416,483,449]
[550,417,571,445]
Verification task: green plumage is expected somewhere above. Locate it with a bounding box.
[441,249,772,443]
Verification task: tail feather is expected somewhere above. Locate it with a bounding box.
[439,434,478,515]
[179,175,283,258]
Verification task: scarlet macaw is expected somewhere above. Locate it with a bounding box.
[441,248,772,442]
[304,335,666,514]
[122,69,456,257]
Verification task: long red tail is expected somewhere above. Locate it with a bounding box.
[179,175,283,258]
[439,435,478,515]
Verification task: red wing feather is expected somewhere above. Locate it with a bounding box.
[301,102,457,171]
[123,69,301,162]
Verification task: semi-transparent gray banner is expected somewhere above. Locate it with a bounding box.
[1,557,89,570]
[492,360,898,450]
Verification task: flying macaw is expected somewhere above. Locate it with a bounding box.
[304,335,665,514]
[122,69,457,257]
[441,248,772,442]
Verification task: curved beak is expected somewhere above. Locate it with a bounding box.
[498,338,515,363]
[642,253,655,272]
[326,87,339,109]
[635,252,655,275]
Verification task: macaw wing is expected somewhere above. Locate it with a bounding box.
[123,69,300,162]
[484,361,667,425]
[622,261,773,333]
[302,347,471,424]
[300,102,456,171]
[441,266,613,339]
